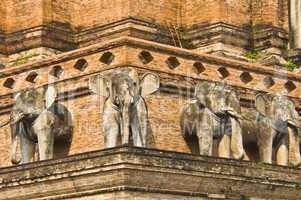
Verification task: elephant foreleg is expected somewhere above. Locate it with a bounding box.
[103,105,121,148]
[37,129,54,160]
[20,134,35,164]
[197,127,213,156]
[104,123,120,148]
[133,100,148,147]
[218,134,231,158]
[230,117,244,160]
[197,112,213,156]
[276,135,289,166]
[257,127,273,164]
[288,127,301,166]
[33,111,55,161]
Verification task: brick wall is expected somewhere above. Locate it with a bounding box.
[183,0,251,28]
[0,37,300,167]
[251,0,289,30]
[5,0,43,33]
[0,1,6,32]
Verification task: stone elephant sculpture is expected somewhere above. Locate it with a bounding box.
[253,93,301,166]
[180,81,245,159]
[7,86,73,164]
[89,68,160,148]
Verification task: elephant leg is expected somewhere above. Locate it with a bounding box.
[36,127,54,160]
[121,103,131,145]
[197,112,213,156]
[197,127,213,156]
[104,123,120,148]
[276,135,289,166]
[257,128,273,164]
[133,100,148,147]
[259,138,273,164]
[33,111,55,161]
[103,105,121,148]
[229,117,244,160]
[20,134,35,164]
[218,134,231,158]
[288,127,301,166]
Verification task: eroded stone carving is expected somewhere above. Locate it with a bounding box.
[89,68,160,148]
[181,81,245,159]
[8,86,72,164]
[255,93,301,166]
[290,0,301,49]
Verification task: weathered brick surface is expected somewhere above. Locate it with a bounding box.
[0,0,291,59]
[183,0,251,28]
[251,0,289,29]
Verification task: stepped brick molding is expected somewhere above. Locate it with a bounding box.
[0,146,300,200]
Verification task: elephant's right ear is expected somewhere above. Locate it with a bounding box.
[255,93,268,115]
[140,73,160,97]
[195,82,211,104]
[88,74,110,97]
[13,93,21,101]
[45,85,57,109]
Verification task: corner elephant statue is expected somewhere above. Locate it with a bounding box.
[254,93,301,166]
[6,85,73,164]
[180,81,245,159]
[89,68,160,148]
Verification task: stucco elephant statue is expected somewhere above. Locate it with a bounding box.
[255,93,301,166]
[8,86,73,164]
[181,81,245,159]
[89,68,160,148]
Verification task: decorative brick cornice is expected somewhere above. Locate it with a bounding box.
[0,36,300,103]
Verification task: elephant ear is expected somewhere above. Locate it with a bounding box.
[255,93,269,115]
[140,73,160,97]
[89,74,110,98]
[195,81,211,105]
[45,85,57,109]
[13,92,21,101]
[226,89,241,113]
[288,99,299,119]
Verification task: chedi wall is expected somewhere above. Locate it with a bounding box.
[0,0,300,168]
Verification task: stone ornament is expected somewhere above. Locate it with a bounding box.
[89,68,160,148]
[255,93,301,166]
[181,81,245,159]
[8,86,72,164]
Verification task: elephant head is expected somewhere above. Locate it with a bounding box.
[255,93,301,166]
[89,68,160,147]
[12,86,57,124]
[89,69,159,107]
[208,82,241,118]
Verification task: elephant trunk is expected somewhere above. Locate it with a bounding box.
[9,111,26,164]
[121,94,133,145]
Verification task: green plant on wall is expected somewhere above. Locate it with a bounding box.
[14,54,38,66]
[281,59,298,71]
[240,195,251,200]
[244,50,261,60]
